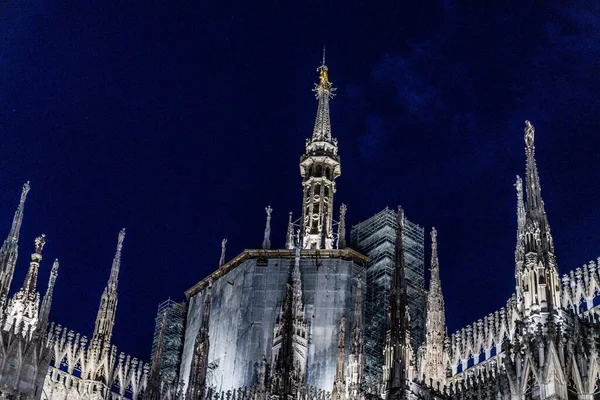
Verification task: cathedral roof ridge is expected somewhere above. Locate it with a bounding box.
[185,247,369,298]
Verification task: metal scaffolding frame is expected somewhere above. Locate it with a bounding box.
[350,207,425,391]
[150,299,187,386]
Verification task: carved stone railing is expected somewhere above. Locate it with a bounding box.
[446,255,600,377]
[42,323,149,399]
[198,385,332,400]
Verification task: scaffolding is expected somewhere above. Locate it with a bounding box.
[350,207,425,390]
[150,299,187,387]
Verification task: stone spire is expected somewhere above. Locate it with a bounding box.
[4,234,46,338]
[299,53,341,249]
[0,182,30,310]
[219,239,227,267]
[338,203,347,249]
[38,258,59,333]
[421,228,446,388]
[270,231,308,398]
[93,228,125,344]
[348,278,364,399]
[332,315,347,400]
[186,282,212,400]
[286,212,295,250]
[262,206,272,250]
[383,206,411,399]
[517,121,562,327]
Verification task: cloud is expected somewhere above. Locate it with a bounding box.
[372,46,446,124]
[354,3,600,167]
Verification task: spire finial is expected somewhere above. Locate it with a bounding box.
[51,258,59,276]
[430,227,439,282]
[9,181,30,240]
[219,239,227,267]
[109,229,126,284]
[525,120,535,149]
[117,228,126,251]
[20,181,30,206]
[286,212,295,249]
[262,206,272,250]
[8,181,31,241]
[337,204,347,249]
[22,234,45,293]
[317,52,331,89]
[523,120,546,214]
[34,234,46,255]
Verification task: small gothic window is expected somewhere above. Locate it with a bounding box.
[315,165,322,177]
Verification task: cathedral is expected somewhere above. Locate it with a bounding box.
[0,56,598,400]
[176,59,600,400]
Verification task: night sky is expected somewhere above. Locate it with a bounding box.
[2,2,599,361]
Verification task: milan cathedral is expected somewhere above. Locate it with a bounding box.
[0,54,598,400]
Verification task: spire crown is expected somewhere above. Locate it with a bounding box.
[50,258,59,276]
[9,181,30,241]
[109,229,125,284]
[262,205,272,250]
[33,234,46,256]
[525,120,535,149]
[117,228,126,250]
[20,181,31,204]
[430,227,439,278]
[311,53,335,142]
[219,239,227,267]
[24,234,45,292]
[317,46,331,89]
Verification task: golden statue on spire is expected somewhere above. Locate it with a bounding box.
[317,46,331,88]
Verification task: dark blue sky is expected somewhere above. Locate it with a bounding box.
[1,2,599,360]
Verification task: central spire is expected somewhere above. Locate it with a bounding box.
[299,51,342,249]
[312,47,335,141]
